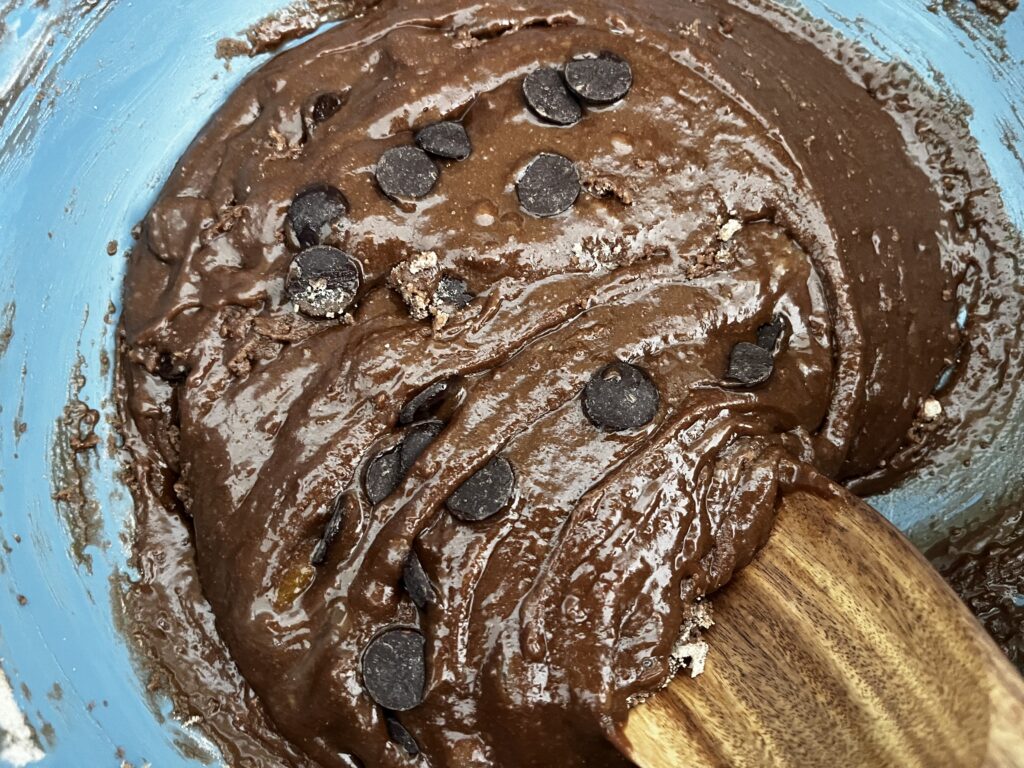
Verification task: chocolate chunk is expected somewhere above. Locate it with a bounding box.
[447,457,515,522]
[286,185,348,248]
[416,121,472,161]
[399,420,443,475]
[376,146,439,201]
[756,315,789,352]
[564,53,633,105]
[727,341,774,386]
[361,628,427,711]
[311,494,347,566]
[399,380,452,426]
[365,446,403,505]
[434,276,474,309]
[517,153,580,218]
[403,551,434,610]
[286,246,361,318]
[582,361,660,432]
[522,67,583,126]
[312,91,346,123]
[385,713,420,757]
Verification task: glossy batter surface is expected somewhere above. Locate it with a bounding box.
[116,1,1016,765]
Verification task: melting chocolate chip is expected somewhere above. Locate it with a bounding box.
[312,91,346,123]
[286,185,349,249]
[522,67,583,126]
[447,457,515,522]
[376,146,439,201]
[365,446,403,505]
[399,380,453,426]
[434,276,474,309]
[415,121,472,161]
[564,53,633,105]
[756,315,789,352]
[286,246,361,318]
[361,628,427,711]
[311,494,347,566]
[582,361,660,432]
[385,713,420,757]
[517,153,580,218]
[727,342,774,386]
[399,420,443,475]
[403,551,434,610]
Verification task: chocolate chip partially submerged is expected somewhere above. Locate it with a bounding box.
[286,185,348,248]
[365,446,403,505]
[365,422,443,504]
[286,246,361,318]
[523,67,582,126]
[312,91,346,123]
[385,714,420,757]
[361,628,426,711]
[434,276,474,309]
[583,361,660,432]
[416,121,471,161]
[399,380,453,426]
[399,420,443,475]
[403,551,433,610]
[311,494,347,566]
[517,153,580,218]
[564,53,633,105]
[376,146,439,201]
[727,342,774,386]
[447,457,515,522]
[756,315,789,352]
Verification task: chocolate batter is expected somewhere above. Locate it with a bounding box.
[116,1,1019,766]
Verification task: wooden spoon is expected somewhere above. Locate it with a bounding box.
[622,486,1024,767]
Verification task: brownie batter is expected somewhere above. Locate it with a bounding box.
[116,1,1019,766]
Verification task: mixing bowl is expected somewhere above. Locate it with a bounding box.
[0,1,1021,764]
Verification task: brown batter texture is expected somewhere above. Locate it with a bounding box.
[115,1,1017,766]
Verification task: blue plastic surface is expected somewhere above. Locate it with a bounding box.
[0,1,1020,765]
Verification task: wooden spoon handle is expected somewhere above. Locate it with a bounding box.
[622,487,1024,768]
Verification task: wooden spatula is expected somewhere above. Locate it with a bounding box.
[622,486,1024,767]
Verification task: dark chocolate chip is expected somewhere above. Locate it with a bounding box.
[399,380,453,426]
[385,713,420,757]
[582,361,660,432]
[403,551,433,610]
[365,422,443,505]
[286,185,349,249]
[312,92,346,123]
[434,276,474,309]
[361,628,426,711]
[415,121,471,161]
[311,494,347,566]
[522,67,583,126]
[365,446,403,505]
[447,457,515,522]
[756,315,789,352]
[156,352,188,383]
[727,342,774,386]
[517,153,580,218]
[564,53,633,105]
[399,420,443,475]
[376,146,439,201]
[286,246,361,318]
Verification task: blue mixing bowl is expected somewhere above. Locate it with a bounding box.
[0,1,1021,764]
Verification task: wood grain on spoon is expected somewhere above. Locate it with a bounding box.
[623,487,1024,768]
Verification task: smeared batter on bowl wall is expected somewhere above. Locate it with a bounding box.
[116,0,1021,765]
